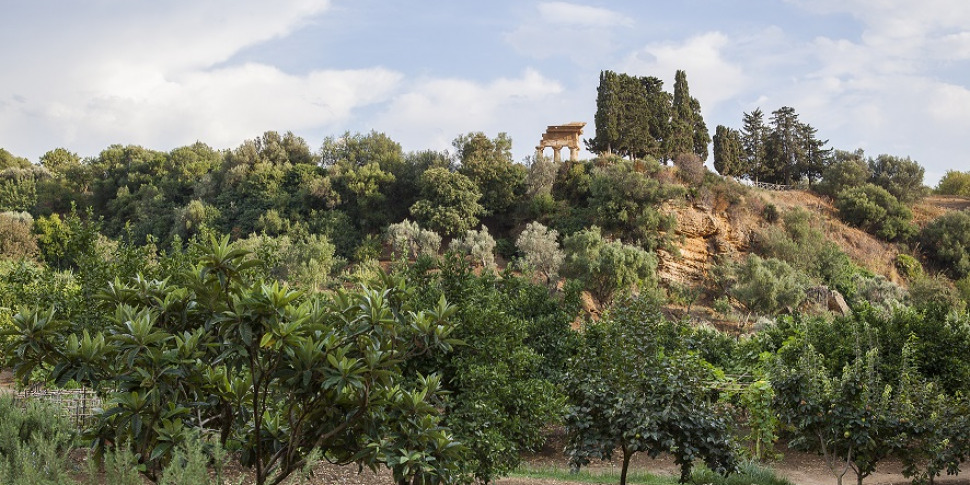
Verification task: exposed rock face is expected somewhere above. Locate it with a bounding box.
[657,202,753,285]
[804,286,851,317]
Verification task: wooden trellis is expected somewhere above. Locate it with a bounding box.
[15,388,102,429]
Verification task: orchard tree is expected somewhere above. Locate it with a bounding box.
[772,340,895,485]
[564,297,738,484]
[3,236,464,485]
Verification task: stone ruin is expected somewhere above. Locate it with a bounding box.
[536,122,585,162]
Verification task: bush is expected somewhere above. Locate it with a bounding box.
[936,170,970,197]
[895,254,923,280]
[921,210,970,279]
[835,183,916,241]
[0,212,37,260]
[515,221,564,283]
[0,395,75,484]
[673,153,707,186]
[726,255,811,315]
[817,158,870,197]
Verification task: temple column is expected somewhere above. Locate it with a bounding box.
[569,146,579,161]
[553,148,562,163]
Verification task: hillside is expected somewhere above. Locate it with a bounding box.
[658,187,902,287]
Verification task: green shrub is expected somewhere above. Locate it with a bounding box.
[835,183,916,241]
[726,255,811,315]
[936,170,970,197]
[0,395,75,484]
[762,203,779,223]
[895,254,923,280]
[921,210,970,279]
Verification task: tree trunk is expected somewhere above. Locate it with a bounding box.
[620,444,633,485]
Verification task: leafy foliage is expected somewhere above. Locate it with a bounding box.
[515,221,564,283]
[386,219,442,260]
[936,170,970,197]
[410,167,484,237]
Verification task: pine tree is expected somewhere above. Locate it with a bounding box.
[741,109,767,181]
[797,123,831,186]
[766,106,803,185]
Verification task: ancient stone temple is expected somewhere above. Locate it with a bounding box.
[536,122,585,162]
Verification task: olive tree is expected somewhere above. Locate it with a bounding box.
[449,225,496,270]
[561,226,657,305]
[515,221,564,283]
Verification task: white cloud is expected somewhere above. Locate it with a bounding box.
[621,32,747,109]
[0,0,404,158]
[535,2,633,27]
[504,2,630,65]
[374,69,567,157]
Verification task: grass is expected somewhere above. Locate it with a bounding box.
[510,461,795,485]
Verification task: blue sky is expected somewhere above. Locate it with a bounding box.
[2,0,968,183]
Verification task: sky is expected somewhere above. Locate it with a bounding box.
[1,0,968,184]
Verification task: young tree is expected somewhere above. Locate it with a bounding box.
[561,226,657,304]
[565,297,738,484]
[3,237,464,485]
[773,340,895,485]
[386,219,441,260]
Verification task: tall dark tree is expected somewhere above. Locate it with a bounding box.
[691,97,711,161]
[713,125,745,177]
[666,70,696,159]
[741,109,767,182]
[797,123,831,186]
[765,106,803,185]
[590,70,622,156]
